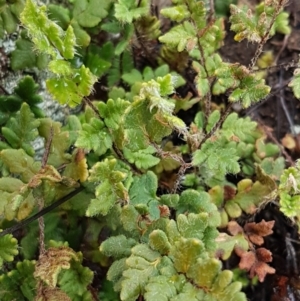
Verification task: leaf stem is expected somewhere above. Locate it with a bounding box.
[0,186,84,237]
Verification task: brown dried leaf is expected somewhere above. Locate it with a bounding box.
[244,219,275,246]
[253,261,275,282]
[224,185,236,201]
[158,205,170,217]
[236,247,275,282]
[256,247,273,262]
[281,133,296,150]
[34,247,78,287]
[238,249,256,271]
[227,221,244,235]
[35,286,71,301]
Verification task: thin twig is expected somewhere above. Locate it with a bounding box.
[208,0,215,22]
[0,186,84,237]
[249,0,288,70]
[250,60,298,74]
[38,198,46,254]
[39,125,54,254]
[42,125,54,169]
[199,103,233,149]
[273,34,290,66]
[256,118,294,167]
[286,233,299,275]
[278,70,296,135]
[84,97,101,119]
[171,162,192,193]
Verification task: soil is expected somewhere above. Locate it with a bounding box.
[215,1,300,300]
[152,0,300,300]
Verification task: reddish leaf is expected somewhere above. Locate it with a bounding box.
[224,185,236,201]
[254,261,275,282]
[236,247,275,282]
[256,247,273,262]
[244,219,275,245]
[228,221,243,235]
[238,249,256,271]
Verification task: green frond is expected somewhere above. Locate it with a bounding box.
[0,260,36,301]
[87,158,129,216]
[115,0,150,24]
[1,103,39,156]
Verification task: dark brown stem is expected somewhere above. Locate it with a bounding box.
[38,198,46,254]
[42,125,54,168]
[249,0,287,70]
[199,103,233,149]
[0,186,84,237]
[84,97,101,119]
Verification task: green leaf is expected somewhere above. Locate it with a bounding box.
[46,78,81,107]
[98,98,130,130]
[129,171,159,219]
[21,0,72,58]
[100,235,136,259]
[176,190,218,219]
[255,3,291,36]
[230,5,261,42]
[187,257,221,288]
[176,213,208,241]
[221,113,257,141]
[171,237,204,273]
[229,75,270,108]
[0,234,19,267]
[0,4,19,37]
[120,205,139,232]
[144,275,177,301]
[120,244,160,301]
[289,68,300,99]
[149,230,171,255]
[122,69,143,85]
[38,118,72,167]
[48,60,73,77]
[137,75,175,114]
[0,260,36,301]
[72,0,111,28]
[14,76,43,108]
[87,159,128,216]
[216,232,248,261]
[172,282,205,301]
[58,255,94,299]
[48,4,71,29]
[107,258,127,283]
[192,138,240,181]
[2,103,40,156]
[11,37,48,70]
[123,146,160,169]
[206,110,220,132]
[71,20,91,47]
[85,47,112,77]
[159,21,197,52]
[75,117,112,155]
[115,0,150,23]
[160,5,190,22]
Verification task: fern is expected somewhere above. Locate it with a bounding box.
[0,0,295,300]
[20,0,97,107]
[0,0,24,38]
[101,211,246,301]
[0,260,36,301]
